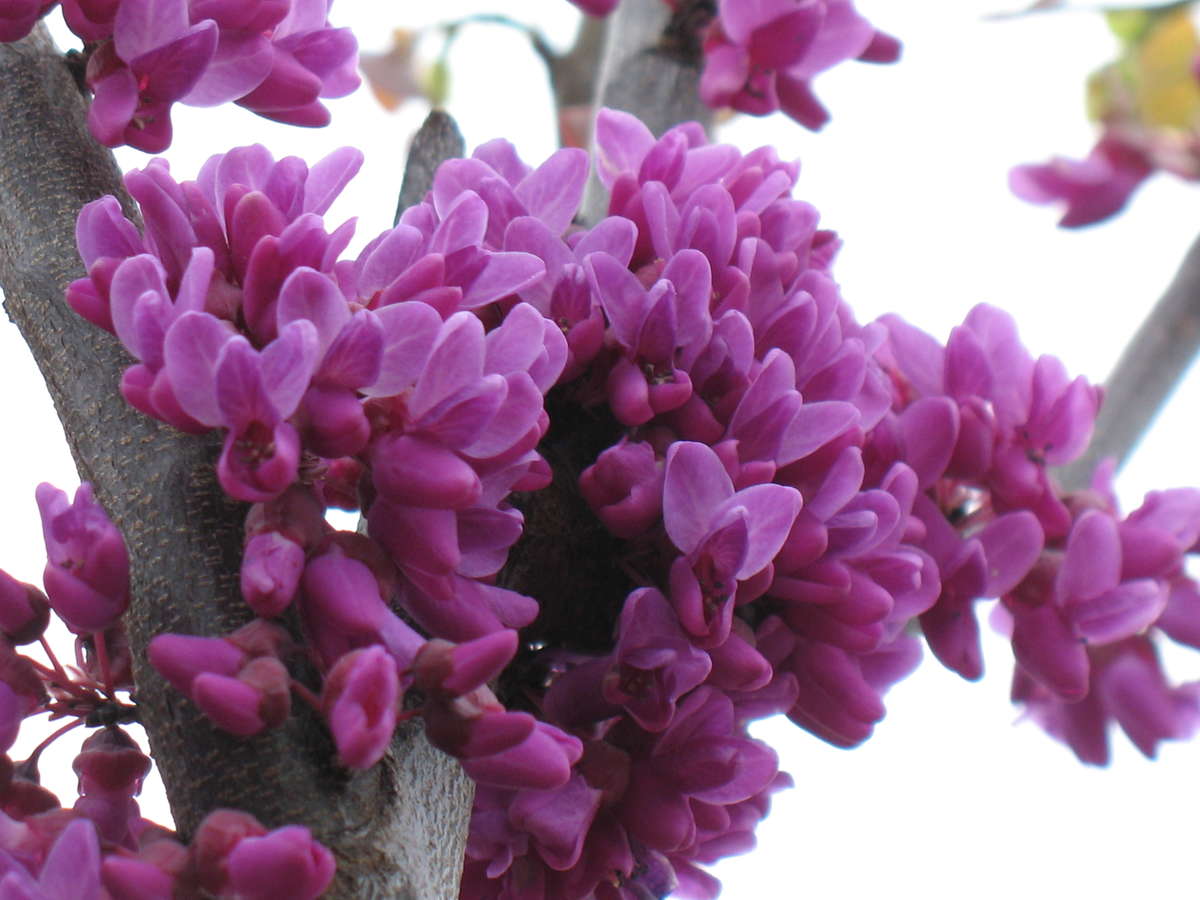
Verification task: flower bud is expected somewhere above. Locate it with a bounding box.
[36,483,129,634]
[322,646,400,769]
[0,570,49,645]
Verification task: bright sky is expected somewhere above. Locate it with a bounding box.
[3,2,1200,898]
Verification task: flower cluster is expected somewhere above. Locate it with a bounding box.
[877,309,1200,763]
[0,485,334,898]
[0,0,357,152]
[568,0,899,130]
[45,107,1200,898]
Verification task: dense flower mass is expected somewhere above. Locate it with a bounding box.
[0,104,1192,897]
[0,0,357,151]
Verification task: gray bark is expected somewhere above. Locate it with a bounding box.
[1055,231,1200,491]
[581,0,715,224]
[396,110,465,224]
[592,0,712,138]
[0,25,470,898]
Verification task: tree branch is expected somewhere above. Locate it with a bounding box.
[1055,230,1200,491]
[591,0,713,137]
[580,0,715,224]
[396,109,465,222]
[0,25,469,898]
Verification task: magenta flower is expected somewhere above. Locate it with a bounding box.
[85,0,219,152]
[239,531,305,618]
[461,720,583,791]
[663,442,801,645]
[0,0,51,42]
[234,0,359,128]
[585,250,713,425]
[567,0,619,15]
[225,824,336,900]
[322,646,400,769]
[699,0,897,129]
[67,195,146,334]
[602,588,711,731]
[181,0,292,107]
[412,631,518,699]
[578,438,663,539]
[0,571,49,646]
[0,818,103,899]
[699,0,825,116]
[915,496,1044,680]
[1007,509,1167,700]
[101,847,181,900]
[1017,637,1200,765]
[36,483,130,634]
[189,810,334,899]
[431,144,589,246]
[1011,133,1154,228]
[61,0,117,42]
[297,542,423,670]
[72,726,152,845]
[164,312,319,501]
[617,688,778,854]
[147,624,293,736]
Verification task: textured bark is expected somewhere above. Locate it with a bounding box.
[1056,231,1200,491]
[0,25,470,898]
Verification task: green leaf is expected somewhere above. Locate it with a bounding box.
[425,59,450,108]
[1106,8,1154,45]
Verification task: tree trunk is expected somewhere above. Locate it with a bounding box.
[0,25,471,899]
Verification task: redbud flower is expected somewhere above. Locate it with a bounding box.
[188,809,334,899]
[0,0,51,42]
[567,0,619,15]
[322,646,400,770]
[1010,133,1154,228]
[86,0,219,152]
[240,531,305,618]
[72,726,151,844]
[0,571,49,645]
[12,818,102,898]
[36,483,129,634]
[225,824,336,900]
[603,589,711,732]
[148,625,293,736]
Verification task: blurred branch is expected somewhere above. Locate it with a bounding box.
[396,109,465,221]
[591,0,713,138]
[580,0,715,224]
[549,15,607,109]
[1055,230,1200,490]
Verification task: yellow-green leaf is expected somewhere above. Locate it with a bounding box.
[1106,8,1154,45]
[1133,5,1200,129]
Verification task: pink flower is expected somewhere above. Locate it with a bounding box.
[1011,133,1154,227]
[322,645,401,769]
[36,483,129,634]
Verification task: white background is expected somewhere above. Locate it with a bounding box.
[3,2,1200,897]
